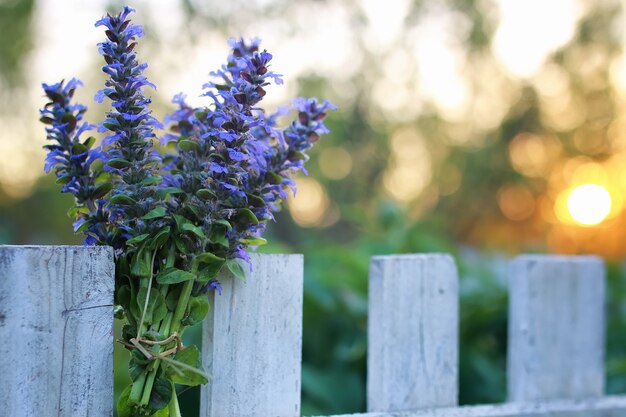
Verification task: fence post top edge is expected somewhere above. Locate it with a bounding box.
[0,244,114,255]
[510,254,604,265]
[370,253,456,263]
[247,252,303,259]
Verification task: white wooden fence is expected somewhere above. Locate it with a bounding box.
[1,246,625,417]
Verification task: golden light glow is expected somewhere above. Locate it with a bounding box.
[319,147,353,180]
[383,128,432,202]
[498,184,535,221]
[566,184,612,226]
[287,177,330,227]
[508,133,561,177]
[493,0,581,78]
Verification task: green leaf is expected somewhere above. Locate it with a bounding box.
[55,175,73,185]
[173,214,190,228]
[209,226,229,248]
[114,305,125,320]
[194,111,208,120]
[91,182,112,199]
[225,258,248,281]
[67,206,89,217]
[131,250,152,277]
[136,285,152,324]
[83,136,96,149]
[182,203,201,219]
[152,291,168,324]
[156,187,184,198]
[156,267,196,285]
[149,226,171,250]
[245,193,266,208]
[122,324,138,345]
[148,377,173,411]
[116,385,134,417]
[126,233,150,246]
[288,150,307,161]
[266,171,283,184]
[134,286,166,327]
[183,296,209,326]
[103,121,120,130]
[197,261,225,283]
[165,285,182,312]
[235,208,259,225]
[75,219,93,233]
[141,175,162,186]
[179,139,200,152]
[174,236,188,254]
[71,142,88,154]
[213,219,232,231]
[239,236,267,246]
[106,158,132,169]
[196,188,216,200]
[142,207,167,220]
[182,222,206,239]
[128,282,141,322]
[110,194,136,206]
[61,113,77,131]
[167,346,209,386]
[129,352,147,381]
[116,284,132,311]
[154,408,170,417]
[196,252,225,265]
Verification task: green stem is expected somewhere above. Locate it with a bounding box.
[170,278,194,335]
[137,275,194,407]
[138,312,174,406]
[129,372,147,404]
[135,247,194,410]
[137,249,158,338]
[169,383,182,417]
[140,366,158,406]
[130,242,178,408]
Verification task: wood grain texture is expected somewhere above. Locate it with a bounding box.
[0,245,114,417]
[201,253,303,417]
[367,254,459,412]
[507,255,605,402]
[315,395,626,417]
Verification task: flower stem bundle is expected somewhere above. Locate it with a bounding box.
[40,6,333,417]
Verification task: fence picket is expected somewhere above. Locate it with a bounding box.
[507,255,605,402]
[367,254,459,412]
[200,253,304,417]
[0,245,114,417]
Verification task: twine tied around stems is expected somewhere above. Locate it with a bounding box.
[117,332,184,360]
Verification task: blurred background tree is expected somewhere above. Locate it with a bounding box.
[1,0,626,415]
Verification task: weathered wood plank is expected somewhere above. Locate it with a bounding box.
[367,254,459,412]
[201,253,303,417]
[507,255,605,402]
[314,395,626,417]
[0,245,114,417]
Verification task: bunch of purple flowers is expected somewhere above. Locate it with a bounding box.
[40,7,333,417]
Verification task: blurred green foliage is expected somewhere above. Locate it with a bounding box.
[295,203,626,413]
[0,0,34,86]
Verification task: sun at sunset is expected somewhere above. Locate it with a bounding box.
[566,184,612,226]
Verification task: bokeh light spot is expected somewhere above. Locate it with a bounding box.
[288,177,330,227]
[319,147,352,180]
[498,184,535,221]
